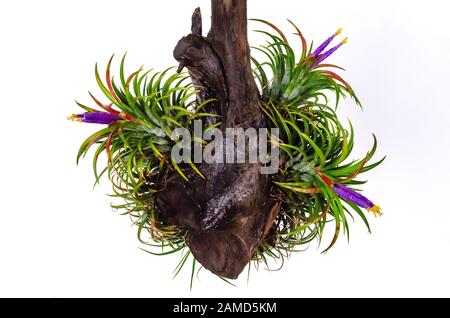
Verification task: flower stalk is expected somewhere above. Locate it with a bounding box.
[312,28,342,57]
[315,168,382,216]
[309,28,348,66]
[68,111,122,125]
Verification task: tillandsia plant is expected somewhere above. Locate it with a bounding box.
[69,0,383,284]
[250,20,384,261]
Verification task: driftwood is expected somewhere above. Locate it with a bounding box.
[155,0,273,279]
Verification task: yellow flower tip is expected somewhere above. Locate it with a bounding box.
[342,37,348,44]
[367,205,382,217]
[334,28,343,36]
[67,114,82,122]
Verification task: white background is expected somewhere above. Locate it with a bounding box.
[1,0,449,297]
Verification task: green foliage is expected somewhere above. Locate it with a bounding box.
[72,19,383,281]
[251,19,361,108]
[75,55,216,261]
[250,20,384,266]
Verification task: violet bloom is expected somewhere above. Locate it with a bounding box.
[312,28,342,58]
[68,112,121,125]
[315,37,348,65]
[332,183,381,216]
[315,168,382,216]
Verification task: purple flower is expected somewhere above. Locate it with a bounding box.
[315,37,348,65]
[68,112,121,125]
[332,183,382,216]
[314,167,382,216]
[312,28,342,58]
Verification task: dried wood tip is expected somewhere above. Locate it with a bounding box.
[176,62,185,73]
[191,7,202,36]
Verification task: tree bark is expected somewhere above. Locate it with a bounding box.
[155,0,273,279]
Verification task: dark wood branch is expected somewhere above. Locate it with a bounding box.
[173,34,226,120]
[191,7,202,36]
[157,0,273,279]
[174,7,226,125]
[207,0,263,128]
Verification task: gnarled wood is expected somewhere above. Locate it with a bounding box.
[155,0,273,279]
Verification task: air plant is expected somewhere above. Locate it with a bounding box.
[69,14,383,285]
[250,20,384,264]
[72,56,215,267]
